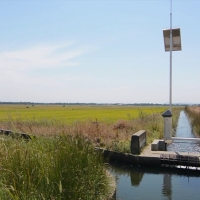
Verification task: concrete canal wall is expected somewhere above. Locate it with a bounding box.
[97,129,200,169]
[97,147,200,168]
[97,148,161,167]
[0,129,32,140]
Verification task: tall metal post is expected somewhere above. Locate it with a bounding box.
[169,0,173,112]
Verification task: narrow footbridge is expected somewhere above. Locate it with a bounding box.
[160,153,200,168]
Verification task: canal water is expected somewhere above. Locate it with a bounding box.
[109,110,200,200]
[167,110,200,153]
[109,164,200,200]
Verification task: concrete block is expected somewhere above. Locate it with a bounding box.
[158,140,166,151]
[151,140,166,151]
[151,139,160,151]
[131,130,146,154]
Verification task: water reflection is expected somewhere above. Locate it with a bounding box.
[109,163,200,200]
[162,174,172,200]
[130,171,144,187]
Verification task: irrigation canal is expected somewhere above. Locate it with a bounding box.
[109,111,200,200]
[168,110,200,153]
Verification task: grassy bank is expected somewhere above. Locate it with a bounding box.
[185,106,200,136]
[0,134,108,200]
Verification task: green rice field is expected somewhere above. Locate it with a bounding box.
[0,104,168,124]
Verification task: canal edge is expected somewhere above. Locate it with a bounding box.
[105,170,116,200]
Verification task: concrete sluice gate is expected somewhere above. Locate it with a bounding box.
[111,109,200,170]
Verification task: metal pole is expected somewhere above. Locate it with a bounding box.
[169,0,173,112]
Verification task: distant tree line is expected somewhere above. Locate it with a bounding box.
[0,102,191,106]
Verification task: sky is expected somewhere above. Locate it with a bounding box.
[0,0,199,104]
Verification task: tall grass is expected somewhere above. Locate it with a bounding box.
[0,135,108,199]
[185,106,200,136]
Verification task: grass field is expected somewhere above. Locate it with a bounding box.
[0,104,183,152]
[0,104,168,124]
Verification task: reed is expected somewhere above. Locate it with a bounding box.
[0,135,108,199]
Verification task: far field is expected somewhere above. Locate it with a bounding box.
[0,104,183,153]
[0,104,168,124]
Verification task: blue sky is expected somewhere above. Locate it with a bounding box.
[0,0,199,104]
